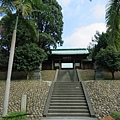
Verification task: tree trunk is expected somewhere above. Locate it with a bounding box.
[111,72,115,80]
[3,16,18,117]
[2,30,16,116]
[39,64,42,81]
[27,72,30,80]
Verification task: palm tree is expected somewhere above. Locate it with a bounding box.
[106,0,120,50]
[1,0,33,116]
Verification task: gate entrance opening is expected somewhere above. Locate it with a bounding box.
[62,63,73,69]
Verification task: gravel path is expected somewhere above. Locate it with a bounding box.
[84,80,120,120]
[0,80,120,120]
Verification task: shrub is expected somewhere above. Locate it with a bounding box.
[110,111,120,120]
[2,112,27,120]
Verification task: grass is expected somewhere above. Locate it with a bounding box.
[2,112,27,120]
[1,69,120,81]
[0,70,56,81]
[41,70,56,81]
[110,111,120,120]
[79,69,120,80]
[0,71,26,80]
[79,69,94,80]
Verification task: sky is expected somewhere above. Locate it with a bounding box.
[0,0,108,49]
[56,0,108,48]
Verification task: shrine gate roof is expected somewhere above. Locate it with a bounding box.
[51,48,89,55]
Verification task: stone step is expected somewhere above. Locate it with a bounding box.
[52,95,85,97]
[54,84,82,86]
[54,83,81,85]
[52,93,84,95]
[51,97,85,100]
[52,91,84,95]
[50,103,87,106]
[47,113,90,117]
[54,83,80,85]
[48,109,89,113]
[54,87,83,91]
[53,89,83,92]
[53,88,82,90]
[55,81,79,83]
[54,86,82,88]
[57,80,79,82]
[52,94,84,96]
[53,90,83,92]
[54,86,81,88]
[41,117,98,120]
[50,100,86,103]
[49,106,88,109]
[54,85,82,88]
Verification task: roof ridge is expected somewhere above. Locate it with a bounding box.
[51,48,87,51]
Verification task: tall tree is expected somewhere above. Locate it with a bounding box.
[1,0,64,53]
[31,0,64,51]
[0,0,63,116]
[0,13,38,53]
[95,46,120,80]
[88,31,108,61]
[106,0,120,50]
[14,43,47,79]
[1,0,34,116]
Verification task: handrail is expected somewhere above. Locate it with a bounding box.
[43,69,59,117]
[76,69,82,82]
[76,69,95,117]
[43,82,55,117]
[54,69,59,82]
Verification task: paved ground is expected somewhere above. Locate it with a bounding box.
[41,117,98,120]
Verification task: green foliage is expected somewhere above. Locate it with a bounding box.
[0,0,63,50]
[88,31,108,61]
[31,0,64,49]
[0,47,9,70]
[106,0,120,50]
[110,111,120,120]
[95,46,120,79]
[14,43,47,73]
[89,1,120,59]
[2,112,26,120]
[0,0,63,69]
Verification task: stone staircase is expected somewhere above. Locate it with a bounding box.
[48,82,90,117]
[57,70,78,82]
[43,70,97,120]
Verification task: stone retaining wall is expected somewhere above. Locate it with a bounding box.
[84,80,120,120]
[0,80,120,120]
[0,80,50,120]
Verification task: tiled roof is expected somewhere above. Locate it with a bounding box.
[51,48,89,55]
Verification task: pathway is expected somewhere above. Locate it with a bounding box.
[42,70,98,120]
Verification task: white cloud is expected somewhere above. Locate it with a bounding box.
[56,1,107,49]
[57,0,84,18]
[62,23,106,48]
[92,4,106,20]
[0,16,2,20]
[57,0,84,7]
[57,0,71,7]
